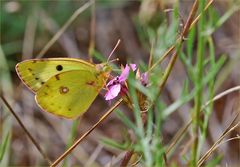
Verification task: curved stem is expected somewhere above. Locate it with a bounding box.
[0,94,52,165]
[51,98,123,167]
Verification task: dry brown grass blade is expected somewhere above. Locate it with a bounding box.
[50,98,123,167]
[39,9,81,58]
[0,94,52,165]
[215,136,240,147]
[190,0,214,29]
[148,40,155,69]
[36,0,94,58]
[22,8,38,60]
[203,85,240,108]
[120,150,134,167]
[166,85,240,156]
[197,113,240,167]
[153,0,200,105]
[147,45,175,72]
[88,0,96,62]
[166,120,192,154]
[148,0,214,73]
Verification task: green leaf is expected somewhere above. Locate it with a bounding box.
[0,131,11,161]
[101,137,130,151]
[204,155,222,167]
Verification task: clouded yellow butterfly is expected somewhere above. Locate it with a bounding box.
[16,58,111,119]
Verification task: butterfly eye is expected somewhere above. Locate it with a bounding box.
[56,65,63,71]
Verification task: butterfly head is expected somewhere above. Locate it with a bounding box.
[96,56,119,74]
[102,63,112,73]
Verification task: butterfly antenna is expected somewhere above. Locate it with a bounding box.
[107,39,121,62]
[109,58,119,63]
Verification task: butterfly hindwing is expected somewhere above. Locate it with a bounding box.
[35,70,106,119]
[16,58,95,92]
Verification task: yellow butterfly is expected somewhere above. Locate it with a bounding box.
[16,58,111,119]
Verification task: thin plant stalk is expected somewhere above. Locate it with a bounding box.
[62,119,80,167]
[148,0,213,73]
[88,0,96,62]
[166,85,240,156]
[153,0,199,104]
[197,113,240,166]
[166,120,192,155]
[0,94,52,165]
[37,0,94,58]
[198,36,216,159]
[50,98,123,167]
[191,0,206,165]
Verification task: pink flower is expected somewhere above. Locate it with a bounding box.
[105,64,136,100]
[140,72,148,86]
[136,69,149,86]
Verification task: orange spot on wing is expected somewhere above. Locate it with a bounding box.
[55,74,60,80]
[86,81,95,86]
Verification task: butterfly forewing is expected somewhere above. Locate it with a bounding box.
[16,58,95,92]
[35,70,107,119]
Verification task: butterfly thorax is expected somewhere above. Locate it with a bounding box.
[96,63,112,79]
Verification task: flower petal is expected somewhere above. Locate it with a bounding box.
[130,64,137,71]
[119,64,137,82]
[105,84,121,100]
[119,65,130,82]
[141,72,148,86]
[106,77,116,87]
